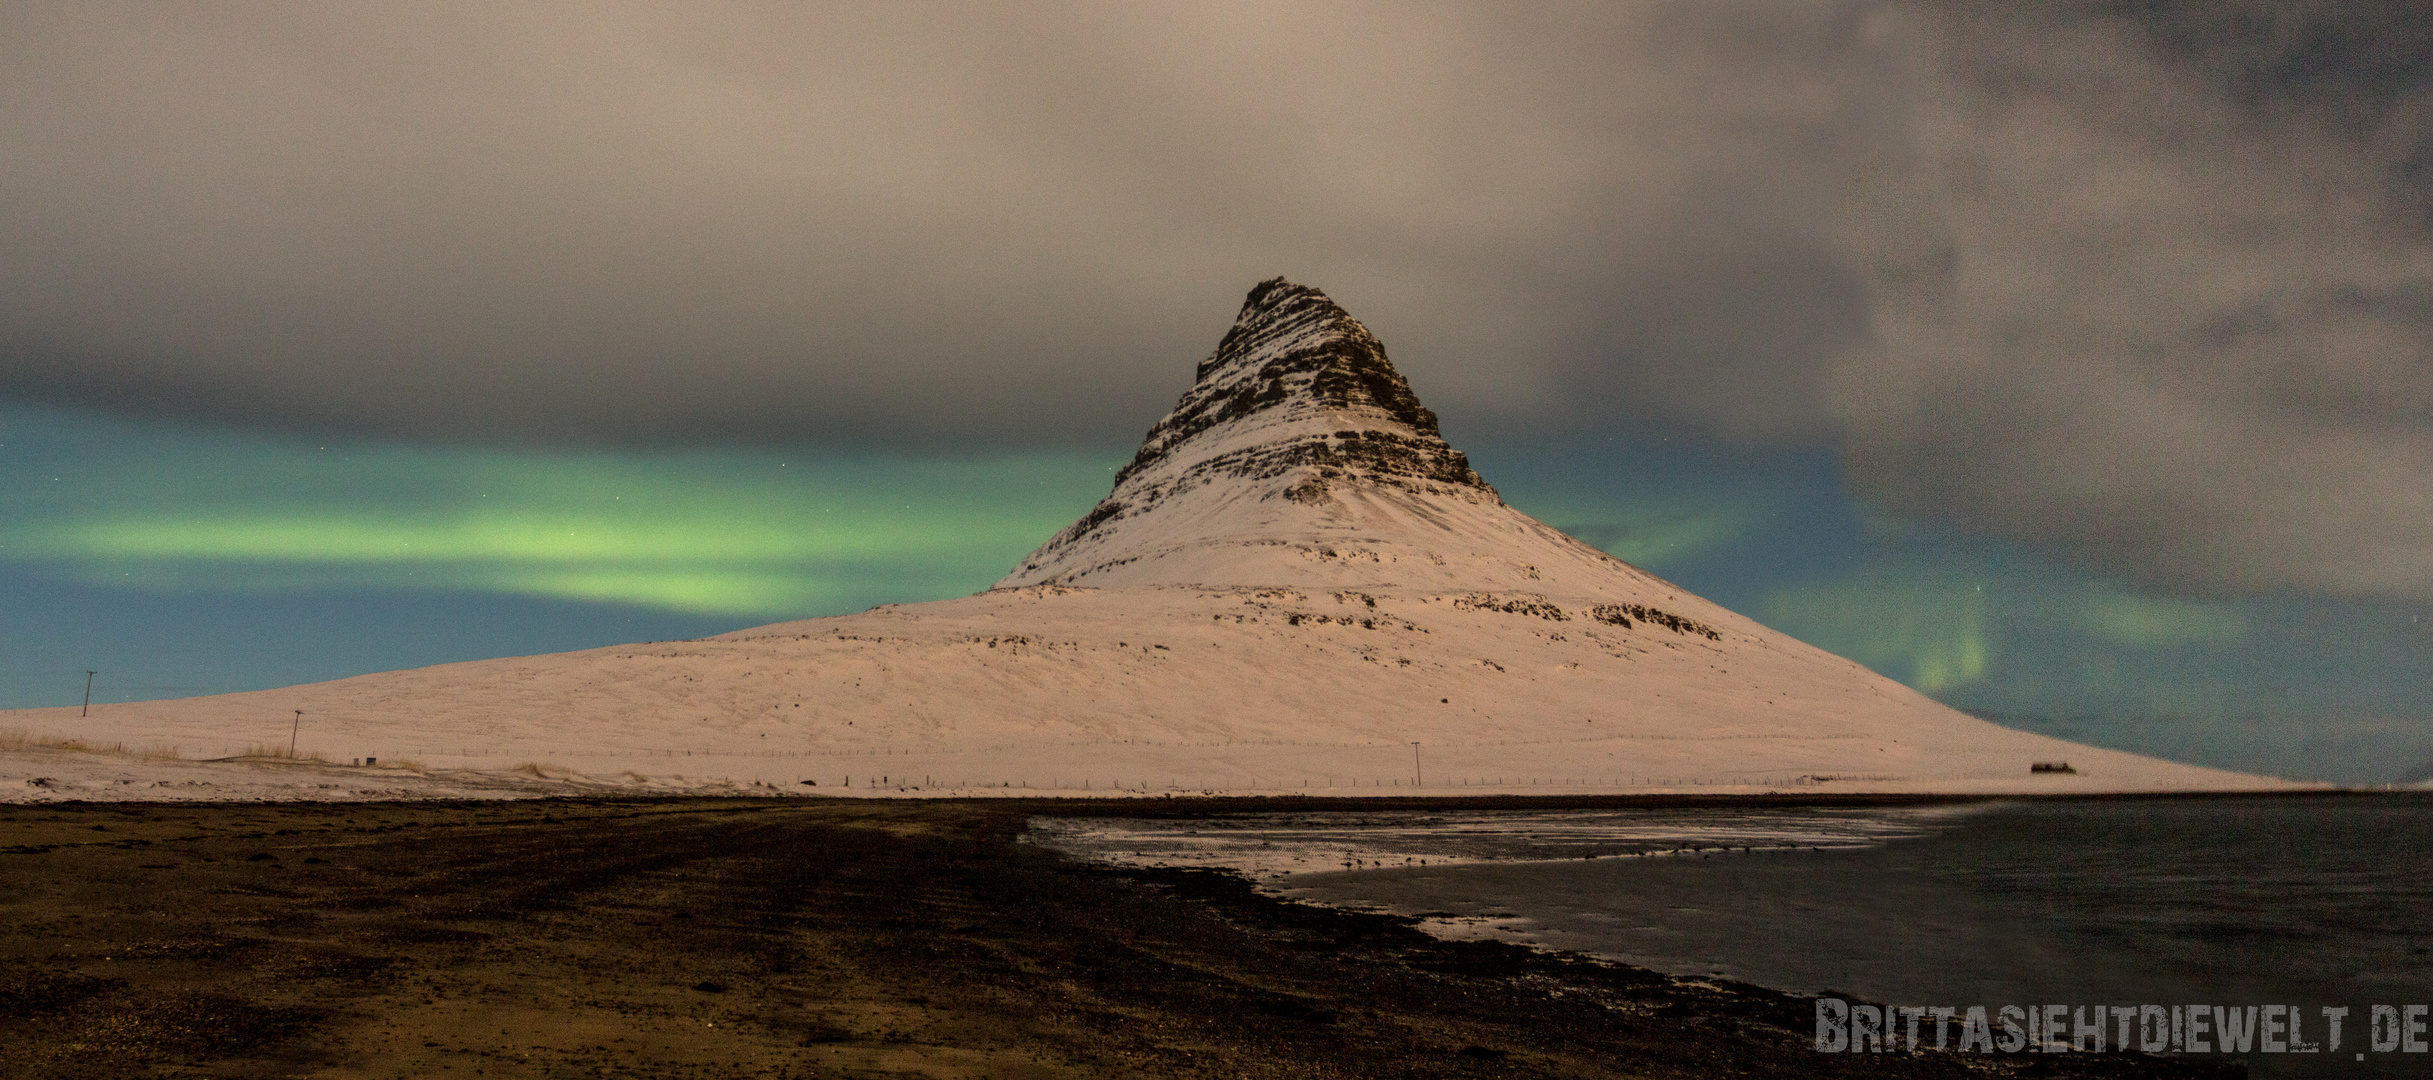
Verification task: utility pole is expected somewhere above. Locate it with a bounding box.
[81,671,96,718]
[1411,742,1422,788]
[291,711,302,756]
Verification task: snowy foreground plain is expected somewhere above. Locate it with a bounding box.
[2,281,2300,802]
[0,579,2297,803]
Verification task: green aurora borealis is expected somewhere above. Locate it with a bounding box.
[7,437,1117,617]
[3,405,2428,782]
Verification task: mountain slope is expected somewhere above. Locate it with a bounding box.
[2,280,2296,797]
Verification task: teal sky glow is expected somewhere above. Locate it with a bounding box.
[4,408,2428,783]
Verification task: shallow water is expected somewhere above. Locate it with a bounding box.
[1036,794,2433,1076]
[1025,805,1951,878]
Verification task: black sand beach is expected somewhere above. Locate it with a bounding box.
[0,797,2240,1079]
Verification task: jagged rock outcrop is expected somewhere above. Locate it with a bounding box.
[1117,278,1490,495]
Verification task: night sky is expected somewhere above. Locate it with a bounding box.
[4,2,2429,782]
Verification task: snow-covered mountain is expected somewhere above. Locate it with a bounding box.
[3,280,2294,798]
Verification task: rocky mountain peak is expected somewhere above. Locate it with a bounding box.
[999,279,1545,589]
[1113,277,1488,494]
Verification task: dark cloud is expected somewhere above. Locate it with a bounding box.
[2,2,2428,598]
[1833,2,2433,600]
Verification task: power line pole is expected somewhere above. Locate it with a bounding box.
[291,711,302,756]
[1411,741,1422,788]
[81,671,95,718]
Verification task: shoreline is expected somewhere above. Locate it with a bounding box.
[3,742,2334,806]
[3,797,2254,1077]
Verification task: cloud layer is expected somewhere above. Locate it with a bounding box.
[3,1,2428,598]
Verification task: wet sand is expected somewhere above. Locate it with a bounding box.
[1,796,2237,1079]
